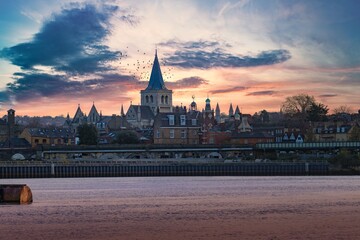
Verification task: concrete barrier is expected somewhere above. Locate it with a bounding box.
[0,184,33,204]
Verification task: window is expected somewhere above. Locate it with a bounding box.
[146,95,149,103]
[150,95,153,103]
[180,115,186,126]
[165,95,168,104]
[161,95,164,103]
[168,115,175,125]
[42,139,47,144]
[35,139,39,143]
[156,130,160,138]
[290,133,295,140]
[181,130,186,139]
[192,119,197,126]
[170,129,175,139]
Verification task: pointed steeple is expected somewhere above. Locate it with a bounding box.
[215,103,220,123]
[235,105,240,115]
[229,103,234,116]
[121,104,125,117]
[146,50,166,90]
[216,103,220,113]
[234,105,241,120]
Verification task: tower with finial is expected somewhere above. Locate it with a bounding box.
[201,96,216,144]
[190,95,197,112]
[140,49,173,114]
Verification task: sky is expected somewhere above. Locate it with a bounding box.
[0,0,360,117]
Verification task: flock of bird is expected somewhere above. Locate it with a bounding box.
[117,47,176,81]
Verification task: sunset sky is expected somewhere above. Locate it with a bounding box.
[0,0,360,117]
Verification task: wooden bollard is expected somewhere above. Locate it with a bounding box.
[0,184,33,204]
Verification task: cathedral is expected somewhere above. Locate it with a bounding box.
[140,50,173,114]
[126,50,173,129]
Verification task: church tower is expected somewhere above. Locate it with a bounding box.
[140,50,173,114]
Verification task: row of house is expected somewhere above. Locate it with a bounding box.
[2,50,359,148]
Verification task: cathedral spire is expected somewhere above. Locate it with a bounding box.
[146,50,166,90]
[121,104,125,117]
[229,103,234,116]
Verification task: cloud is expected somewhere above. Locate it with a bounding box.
[3,73,136,102]
[160,40,291,69]
[0,3,139,104]
[210,86,247,95]
[319,94,337,98]
[159,39,222,50]
[167,76,209,89]
[246,91,277,96]
[0,4,121,75]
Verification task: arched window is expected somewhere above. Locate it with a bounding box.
[146,95,149,103]
[150,95,154,103]
[161,95,164,103]
[165,95,168,104]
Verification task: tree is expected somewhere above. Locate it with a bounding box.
[115,130,139,144]
[77,124,98,145]
[252,110,270,125]
[333,105,353,114]
[281,94,316,116]
[259,110,270,123]
[350,125,360,141]
[307,102,329,122]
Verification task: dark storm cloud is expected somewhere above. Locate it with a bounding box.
[0,4,121,74]
[167,76,209,89]
[4,73,135,102]
[247,91,277,96]
[162,48,291,69]
[210,86,247,95]
[0,4,136,103]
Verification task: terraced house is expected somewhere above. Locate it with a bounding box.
[20,128,76,147]
[153,106,201,145]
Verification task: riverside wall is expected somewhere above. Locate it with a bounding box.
[0,161,328,178]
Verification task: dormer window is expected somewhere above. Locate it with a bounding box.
[290,133,295,140]
[180,115,186,126]
[283,133,289,140]
[192,119,197,126]
[168,115,174,125]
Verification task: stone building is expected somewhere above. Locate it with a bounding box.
[126,50,173,129]
[153,106,201,145]
[140,50,172,114]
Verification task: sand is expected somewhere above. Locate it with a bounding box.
[1,176,360,239]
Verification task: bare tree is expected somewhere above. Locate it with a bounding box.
[333,105,353,114]
[281,94,316,116]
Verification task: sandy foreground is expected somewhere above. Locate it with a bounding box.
[1,177,360,240]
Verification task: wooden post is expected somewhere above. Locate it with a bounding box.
[0,184,33,204]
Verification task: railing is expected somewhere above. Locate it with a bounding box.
[256,141,360,150]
